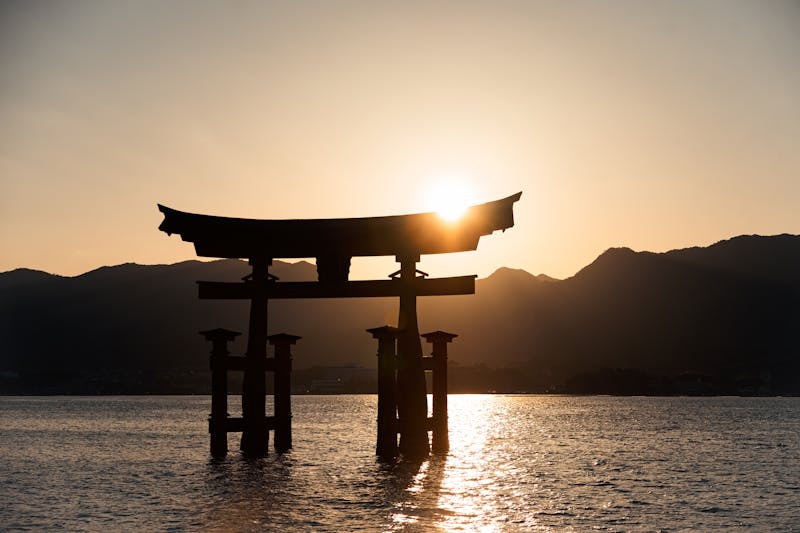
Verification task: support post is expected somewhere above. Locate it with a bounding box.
[421,331,457,453]
[367,326,399,458]
[268,333,300,452]
[241,258,271,456]
[395,255,430,457]
[200,328,241,457]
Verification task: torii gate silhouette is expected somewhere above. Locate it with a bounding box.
[158,192,520,458]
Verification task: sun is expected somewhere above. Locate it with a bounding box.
[427,181,475,222]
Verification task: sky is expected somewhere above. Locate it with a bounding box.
[1,0,799,280]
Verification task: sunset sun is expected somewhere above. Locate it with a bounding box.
[428,181,476,222]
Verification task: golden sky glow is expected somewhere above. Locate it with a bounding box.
[1,1,799,279]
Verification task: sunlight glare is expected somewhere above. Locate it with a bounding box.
[427,181,476,222]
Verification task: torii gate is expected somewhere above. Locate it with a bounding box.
[158,192,521,457]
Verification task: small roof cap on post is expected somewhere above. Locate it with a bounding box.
[267,333,302,345]
[366,325,399,339]
[199,328,241,341]
[420,330,458,343]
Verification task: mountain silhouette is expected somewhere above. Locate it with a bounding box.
[1,234,798,394]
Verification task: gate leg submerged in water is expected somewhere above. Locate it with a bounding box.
[421,331,457,453]
[396,255,430,458]
[369,326,399,458]
[269,333,300,452]
[200,328,241,458]
[241,258,270,456]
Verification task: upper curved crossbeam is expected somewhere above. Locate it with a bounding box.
[158,192,521,259]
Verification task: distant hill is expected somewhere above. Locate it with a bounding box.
[0,268,62,290]
[1,234,798,394]
[666,234,800,289]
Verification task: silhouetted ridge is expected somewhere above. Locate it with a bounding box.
[571,246,673,277]
[1,234,798,394]
[485,267,560,283]
[667,234,800,289]
[0,268,60,289]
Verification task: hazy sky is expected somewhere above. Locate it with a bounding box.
[2,0,799,279]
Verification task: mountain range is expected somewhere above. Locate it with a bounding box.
[1,234,798,394]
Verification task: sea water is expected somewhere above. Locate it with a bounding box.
[1,395,798,531]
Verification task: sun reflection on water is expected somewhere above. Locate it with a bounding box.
[432,395,528,532]
[388,395,537,532]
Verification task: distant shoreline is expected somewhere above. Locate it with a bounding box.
[2,392,797,398]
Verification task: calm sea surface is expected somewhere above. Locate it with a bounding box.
[1,395,798,532]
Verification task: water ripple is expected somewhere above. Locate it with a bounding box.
[1,395,798,531]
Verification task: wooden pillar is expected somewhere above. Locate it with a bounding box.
[395,254,430,457]
[200,328,241,457]
[367,326,399,458]
[241,258,270,456]
[421,331,457,453]
[268,333,300,452]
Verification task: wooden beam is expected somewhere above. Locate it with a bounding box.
[197,276,476,300]
[158,192,521,259]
